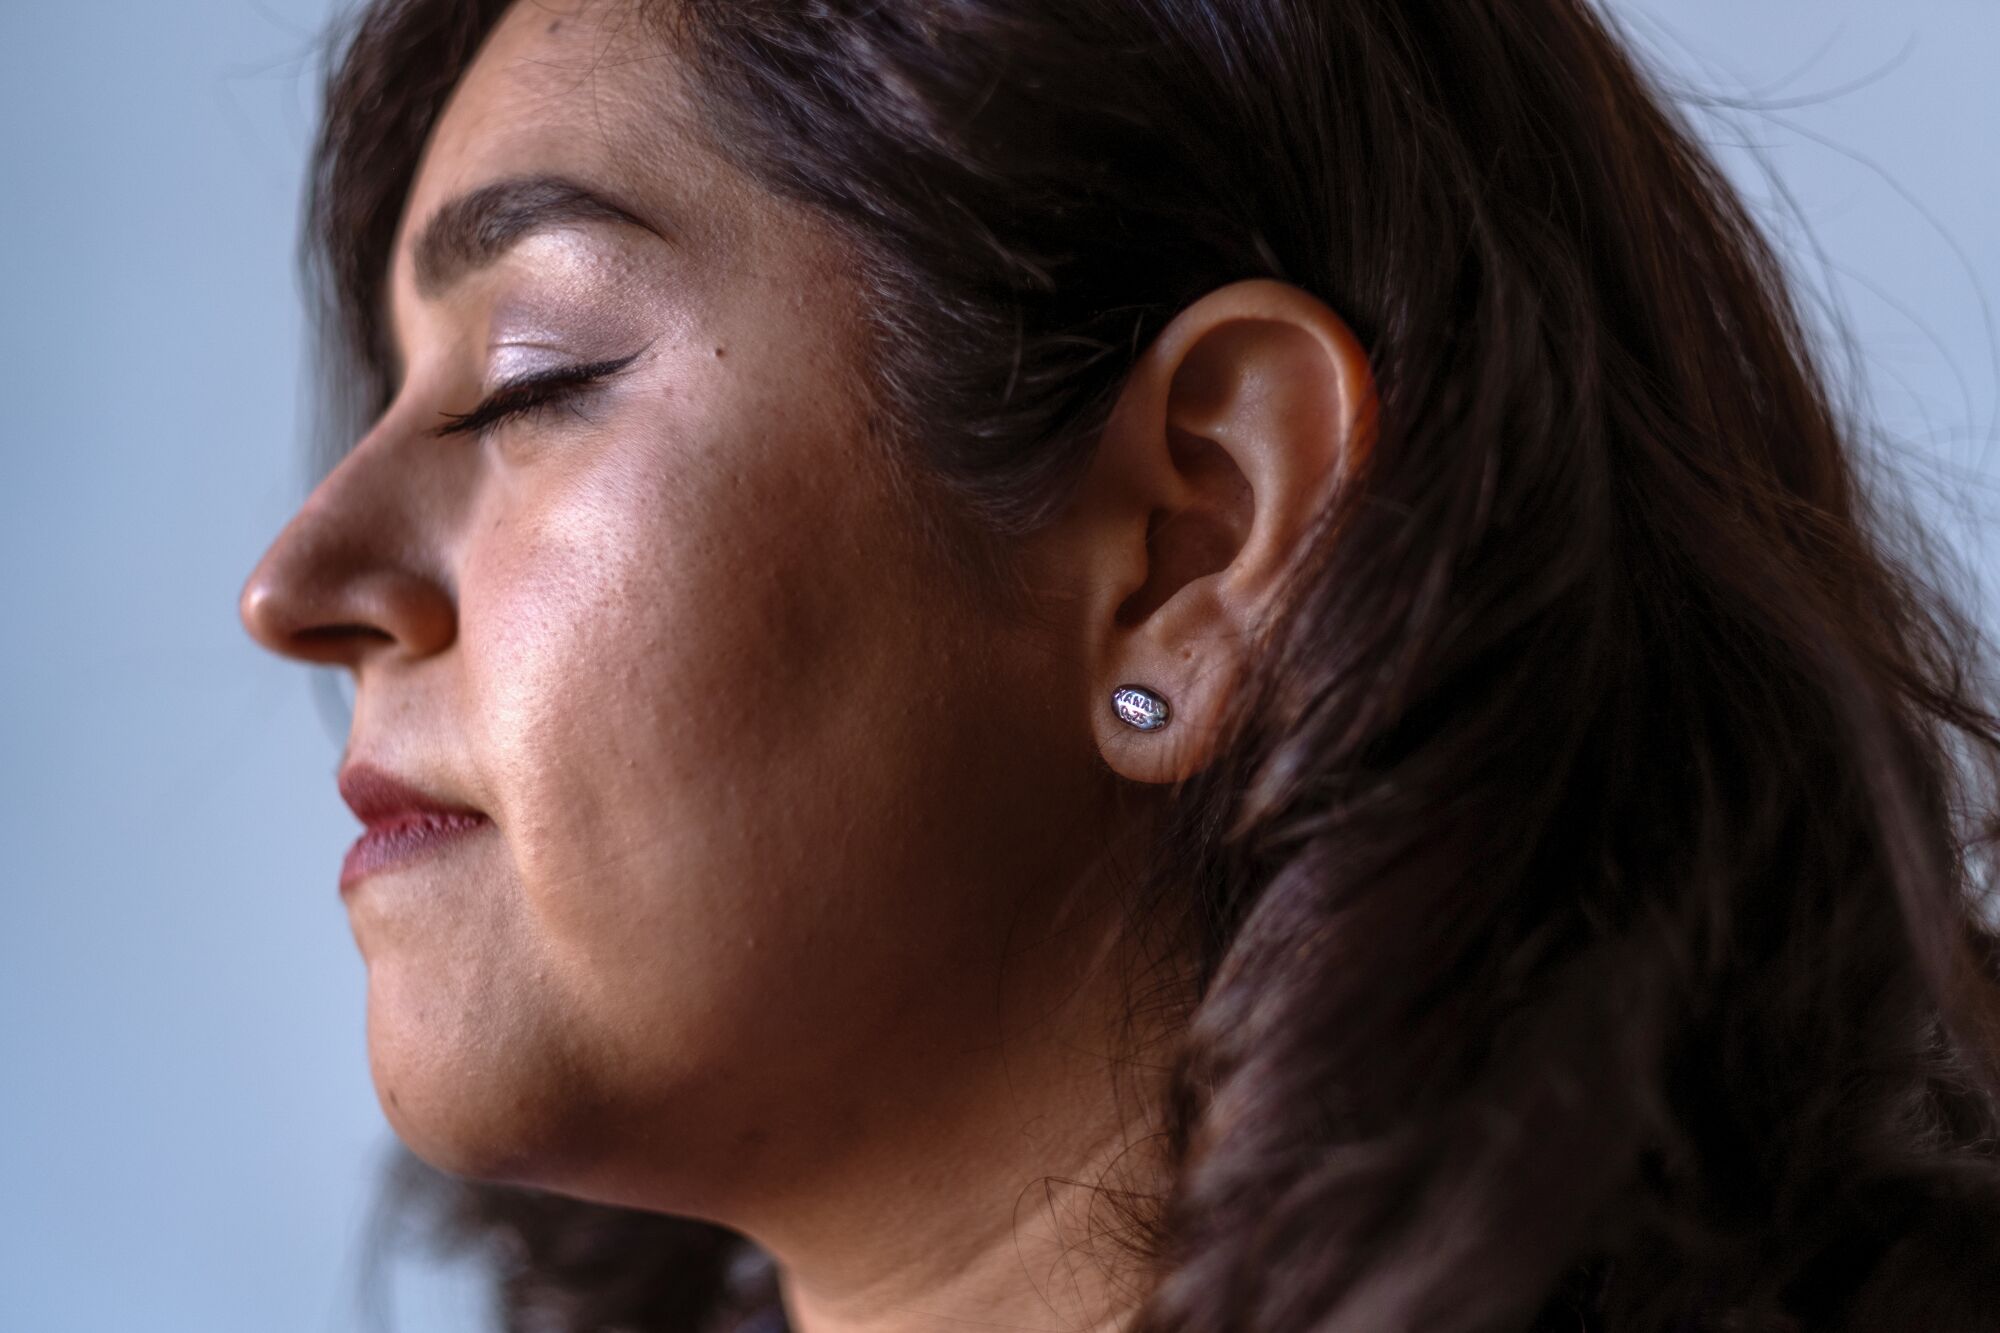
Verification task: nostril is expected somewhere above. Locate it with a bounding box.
[238,528,456,665]
[297,624,396,645]
[239,563,391,663]
[284,621,398,667]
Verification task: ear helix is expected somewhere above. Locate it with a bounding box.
[1110,684,1171,732]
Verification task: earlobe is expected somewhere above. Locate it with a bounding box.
[1075,278,1375,785]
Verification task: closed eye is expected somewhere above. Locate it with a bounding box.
[430,350,644,439]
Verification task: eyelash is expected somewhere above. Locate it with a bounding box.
[429,351,642,439]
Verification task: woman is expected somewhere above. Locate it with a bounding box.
[239,0,2000,1328]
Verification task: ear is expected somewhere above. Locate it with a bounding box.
[1066,278,1375,784]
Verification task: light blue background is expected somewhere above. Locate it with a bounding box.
[2,2,1994,1330]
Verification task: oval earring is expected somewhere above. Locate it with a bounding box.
[1111,684,1171,732]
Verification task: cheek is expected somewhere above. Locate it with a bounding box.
[452,406,965,1082]
[466,424,848,894]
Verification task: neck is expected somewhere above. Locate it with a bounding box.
[774,1112,1169,1333]
[749,888,1186,1333]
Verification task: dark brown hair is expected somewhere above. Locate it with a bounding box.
[307,1,2000,1329]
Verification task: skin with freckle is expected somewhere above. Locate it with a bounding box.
[242,0,1144,1250]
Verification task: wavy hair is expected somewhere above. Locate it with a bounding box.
[306,1,2000,1328]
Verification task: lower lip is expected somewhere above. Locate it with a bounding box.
[340,812,488,896]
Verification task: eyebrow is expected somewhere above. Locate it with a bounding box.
[410,174,671,297]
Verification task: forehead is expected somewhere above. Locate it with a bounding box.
[391,0,755,302]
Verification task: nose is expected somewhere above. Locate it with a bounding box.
[239,432,458,671]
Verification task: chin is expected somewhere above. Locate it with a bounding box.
[364,977,604,1188]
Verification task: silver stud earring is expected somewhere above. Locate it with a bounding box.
[1111,684,1171,732]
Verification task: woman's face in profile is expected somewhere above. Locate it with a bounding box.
[240,0,1122,1213]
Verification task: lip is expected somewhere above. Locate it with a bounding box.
[337,762,489,895]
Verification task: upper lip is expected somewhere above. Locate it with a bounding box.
[337,761,485,828]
